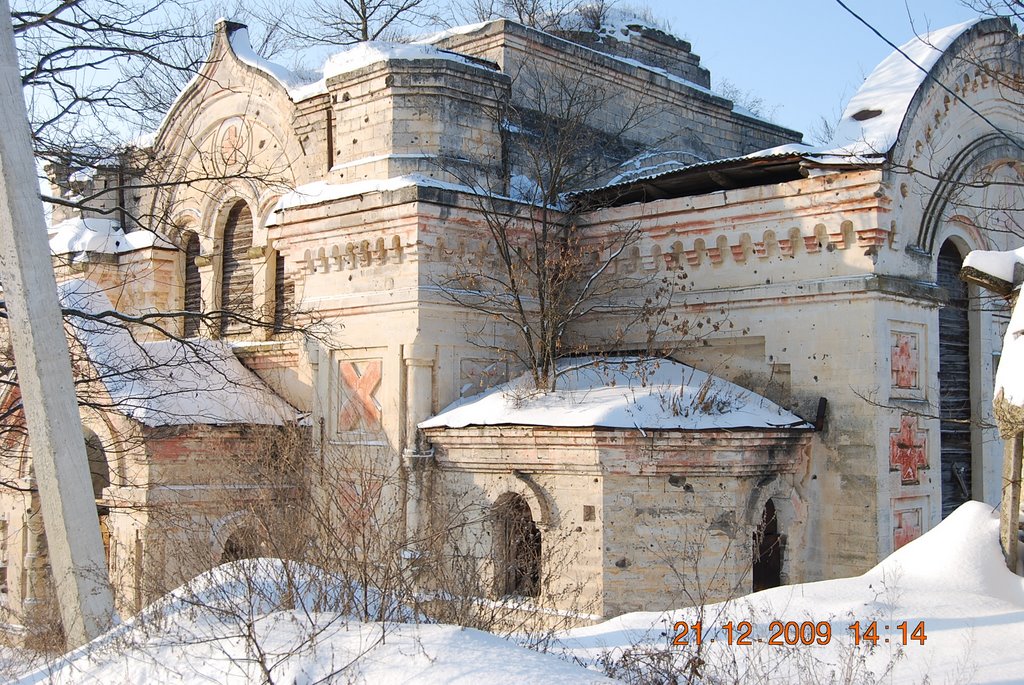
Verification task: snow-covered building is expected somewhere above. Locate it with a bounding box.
[4,15,1023,629]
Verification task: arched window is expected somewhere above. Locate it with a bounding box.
[273,250,293,333]
[85,431,110,501]
[752,499,782,592]
[183,231,202,338]
[84,430,112,564]
[220,201,253,336]
[493,493,541,597]
[937,240,973,517]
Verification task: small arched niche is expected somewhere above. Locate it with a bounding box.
[492,493,542,598]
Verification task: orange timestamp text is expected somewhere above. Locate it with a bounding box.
[672,620,927,647]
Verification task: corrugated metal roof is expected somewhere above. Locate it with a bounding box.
[572,147,877,209]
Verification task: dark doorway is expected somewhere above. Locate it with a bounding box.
[753,499,782,592]
[221,527,259,563]
[493,494,542,597]
[937,240,973,517]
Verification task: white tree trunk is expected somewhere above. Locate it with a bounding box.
[0,2,115,647]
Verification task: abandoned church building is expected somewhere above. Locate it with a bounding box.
[1,14,1022,631]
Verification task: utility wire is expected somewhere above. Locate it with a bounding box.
[833,0,1024,153]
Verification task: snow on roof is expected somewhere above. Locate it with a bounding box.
[581,20,984,197]
[963,245,1024,285]
[229,26,495,103]
[266,174,474,220]
[827,19,980,158]
[413,21,494,44]
[581,8,667,38]
[267,172,556,222]
[559,501,1024,683]
[227,26,326,100]
[420,357,810,431]
[322,42,493,80]
[962,247,1024,407]
[59,279,301,427]
[48,217,173,255]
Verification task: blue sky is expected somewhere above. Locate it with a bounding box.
[644,1,983,140]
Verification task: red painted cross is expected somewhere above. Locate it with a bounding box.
[890,415,927,485]
[891,333,919,389]
[893,508,923,549]
[338,360,382,431]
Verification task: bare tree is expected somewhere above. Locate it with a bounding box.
[120,2,299,133]
[283,0,435,46]
[432,59,695,391]
[13,0,198,168]
[462,0,587,31]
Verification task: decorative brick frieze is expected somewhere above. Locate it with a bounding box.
[649,220,872,271]
[855,227,890,247]
[302,235,404,275]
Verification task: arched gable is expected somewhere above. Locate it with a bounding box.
[151,21,310,165]
[144,22,314,250]
[878,19,1024,258]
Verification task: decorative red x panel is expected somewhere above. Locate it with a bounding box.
[890,414,927,485]
[338,360,382,431]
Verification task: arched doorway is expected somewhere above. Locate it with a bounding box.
[221,526,260,563]
[752,499,782,592]
[937,240,973,518]
[493,493,541,597]
[84,430,111,563]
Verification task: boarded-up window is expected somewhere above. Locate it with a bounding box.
[220,202,253,336]
[938,240,972,517]
[273,251,293,333]
[183,232,202,338]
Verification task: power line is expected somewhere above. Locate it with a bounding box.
[833,0,1024,153]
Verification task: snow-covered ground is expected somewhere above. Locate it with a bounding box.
[12,502,1023,683]
[561,501,1024,684]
